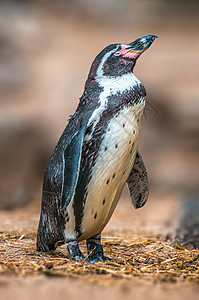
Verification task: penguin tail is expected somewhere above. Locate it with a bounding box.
[36,209,64,252]
[37,211,55,252]
[36,235,55,252]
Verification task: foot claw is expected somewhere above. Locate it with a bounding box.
[87,254,112,264]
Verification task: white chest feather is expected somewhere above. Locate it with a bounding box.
[79,103,145,240]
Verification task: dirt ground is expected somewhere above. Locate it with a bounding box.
[1,193,199,300]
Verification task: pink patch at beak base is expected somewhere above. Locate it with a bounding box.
[114,44,127,56]
[124,51,140,59]
[114,44,141,59]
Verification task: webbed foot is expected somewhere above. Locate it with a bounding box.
[66,240,85,262]
[86,234,111,264]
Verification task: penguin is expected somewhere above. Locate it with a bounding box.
[37,34,157,263]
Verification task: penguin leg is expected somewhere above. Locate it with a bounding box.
[86,234,111,263]
[65,239,85,262]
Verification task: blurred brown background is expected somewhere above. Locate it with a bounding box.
[0,0,199,211]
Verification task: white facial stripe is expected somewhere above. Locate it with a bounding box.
[96,47,118,77]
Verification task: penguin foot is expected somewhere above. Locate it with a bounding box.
[66,239,85,262]
[86,235,112,264]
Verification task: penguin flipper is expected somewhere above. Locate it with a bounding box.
[126,151,149,209]
[61,122,88,214]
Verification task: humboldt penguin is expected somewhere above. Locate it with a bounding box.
[37,34,157,263]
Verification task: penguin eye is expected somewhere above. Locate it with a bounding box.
[114,51,122,57]
[113,44,128,57]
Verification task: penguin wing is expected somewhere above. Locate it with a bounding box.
[60,118,89,214]
[126,151,149,209]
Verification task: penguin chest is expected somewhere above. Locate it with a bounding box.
[79,105,144,240]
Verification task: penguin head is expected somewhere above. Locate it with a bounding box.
[88,35,157,79]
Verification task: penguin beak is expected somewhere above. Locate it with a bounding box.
[126,34,158,58]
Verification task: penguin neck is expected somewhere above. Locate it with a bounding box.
[85,71,141,95]
[95,72,141,94]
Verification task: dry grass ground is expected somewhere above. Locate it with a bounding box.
[0,194,199,300]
